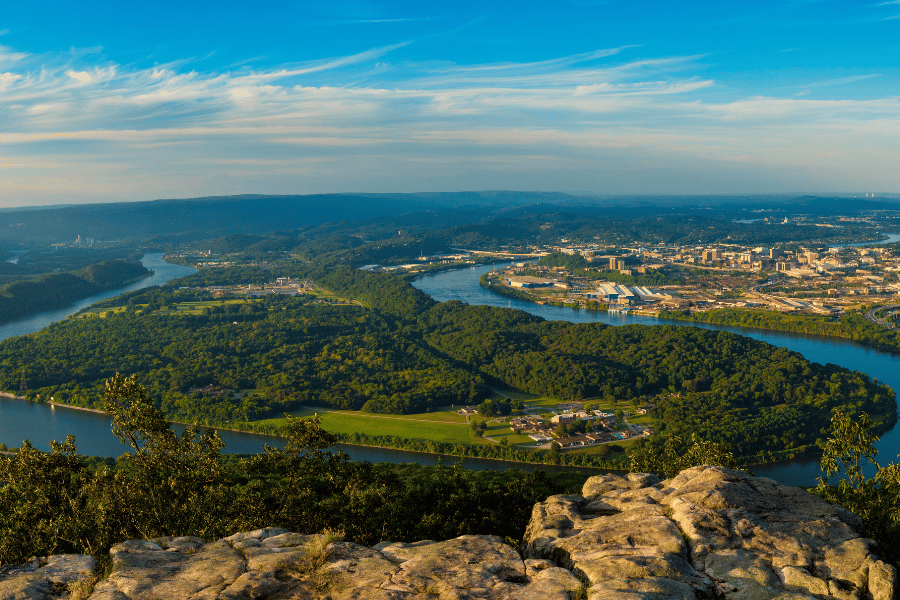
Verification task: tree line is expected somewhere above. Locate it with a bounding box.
[0,264,894,465]
[660,307,900,355]
[0,260,149,324]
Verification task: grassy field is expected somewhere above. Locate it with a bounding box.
[494,389,639,414]
[76,299,254,318]
[247,404,647,455]
[254,406,555,448]
[479,420,541,446]
[628,414,654,425]
[252,406,482,445]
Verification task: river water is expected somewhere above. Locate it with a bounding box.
[410,262,900,485]
[829,232,900,248]
[0,254,602,474]
[2,252,899,484]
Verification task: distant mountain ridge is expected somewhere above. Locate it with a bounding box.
[1,191,897,246]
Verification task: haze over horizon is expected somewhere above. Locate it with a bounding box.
[1,0,898,207]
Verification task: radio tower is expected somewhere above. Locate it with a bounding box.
[19,369,26,392]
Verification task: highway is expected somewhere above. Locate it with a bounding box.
[864,304,900,330]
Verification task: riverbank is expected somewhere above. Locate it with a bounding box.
[658,307,900,355]
[480,265,900,356]
[0,261,152,326]
[2,392,620,473]
[334,440,616,473]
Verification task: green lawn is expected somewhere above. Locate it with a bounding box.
[77,299,256,318]
[252,406,477,445]
[480,419,536,446]
[629,414,654,425]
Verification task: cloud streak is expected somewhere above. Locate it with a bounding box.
[0,41,898,203]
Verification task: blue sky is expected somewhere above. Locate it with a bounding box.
[0,0,898,206]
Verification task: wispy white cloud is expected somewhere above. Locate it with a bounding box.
[0,41,898,203]
[352,17,437,23]
[803,73,880,87]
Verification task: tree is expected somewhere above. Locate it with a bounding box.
[478,399,496,418]
[815,409,900,565]
[0,436,96,564]
[101,373,239,541]
[247,414,350,532]
[629,434,741,479]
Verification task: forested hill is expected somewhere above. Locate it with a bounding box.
[0,263,894,463]
[0,260,148,324]
[0,192,893,247]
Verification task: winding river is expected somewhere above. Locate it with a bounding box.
[2,252,900,485]
[410,261,900,485]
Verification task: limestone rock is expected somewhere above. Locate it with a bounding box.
[525,464,898,600]
[48,531,578,599]
[3,465,896,600]
[0,554,95,600]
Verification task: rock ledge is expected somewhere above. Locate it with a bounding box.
[1,465,896,599]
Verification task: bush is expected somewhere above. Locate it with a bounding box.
[815,409,900,566]
[628,433,741,479]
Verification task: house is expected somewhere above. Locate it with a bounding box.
[551,413,576,425]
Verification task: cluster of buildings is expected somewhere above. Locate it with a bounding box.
[244,278,311,298]
[498,265,680,310]
[460,403,654,449]
[493,239,900,317]
[51,234,107,249]
[182,277,314,298]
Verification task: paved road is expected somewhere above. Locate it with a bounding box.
[864,304,900,330]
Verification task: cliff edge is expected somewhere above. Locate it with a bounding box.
[1,465,896,599]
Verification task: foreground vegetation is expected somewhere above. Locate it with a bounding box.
[815,409,900,566]
[0,376,591,565]
[1,376,897,570]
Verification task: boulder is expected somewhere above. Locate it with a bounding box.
[0,555,95,600]
[525,465,898,600]
[3,465,896,599]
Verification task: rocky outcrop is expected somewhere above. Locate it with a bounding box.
[1,465,896,599]
[0,554,96,600]
[526,465,897,600]
[85,530,581,600]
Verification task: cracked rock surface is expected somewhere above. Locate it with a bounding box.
[0,554,96,600]
[85,529,580,600]
[525,465,898,600]
[3,465,897,599]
